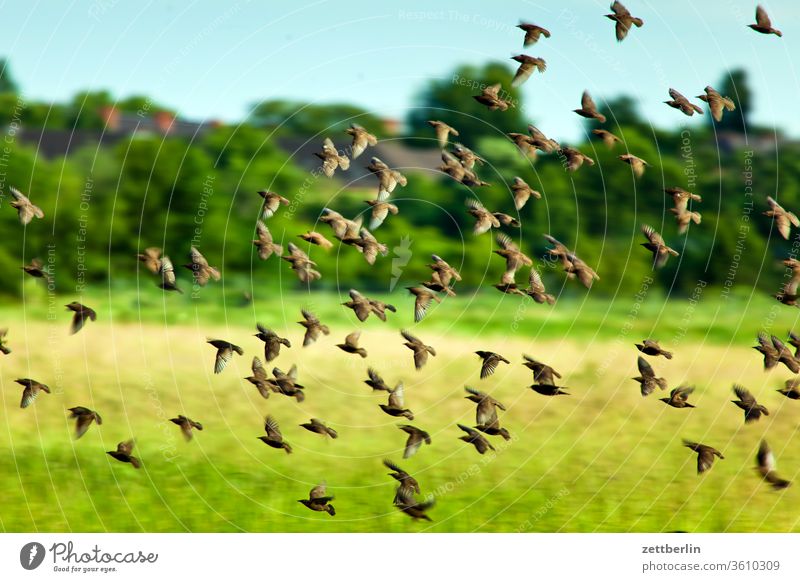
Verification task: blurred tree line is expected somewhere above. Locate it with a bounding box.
[0,58,797,300]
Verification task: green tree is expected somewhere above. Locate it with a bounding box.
[0,58,18,94]
[249,100,384,136]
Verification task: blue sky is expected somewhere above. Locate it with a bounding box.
[1,0,798,141]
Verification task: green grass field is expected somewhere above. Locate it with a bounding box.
[1,285,799,532]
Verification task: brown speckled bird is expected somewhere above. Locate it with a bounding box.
[16,378,50,408]
[8,187,44,225]
[157,256,183,293]
[636,339,672,359]
[366,157,407,196]
[342,228,388,265]
[384,459,420,494]
[258,415,292,454]
[777,258,800,306]
[605,1,643,42]
[68,406,102,439]
[298,231,334,250]
[494,233,533,284]
[337,331,367,358]
[137,247,162,274]
[314,138,350,178]
[788,330,800,357]
[573,91,606,123]
[394,485,435,521]
[517,22,551,46]
[320,208,362,241]
[427,120,459,149]
[632,356,667,397]
[641,225,679,269]
[756,440,791,489]
[398,424,431,458]
[511,54,546,87]
[660,385,695,408]
[281,242,322,283]
[466,198,501,235]
[300,418,338,439]
[592,129,622,149]
[465,386,506,428]
[523,355,560,383]
[475,350,510,379]
[170,415,203,441]
[618,153,649,178]
[207,339,243,374]
[297,309,330,346]
[406,286,441,322]
[254,323,291,362]
[452,143,485,170]
[107,440,141,469]
[671,207,702,234]
[683,440,723,474]
[66,302,96,335]
[697,86,735,122]
[526,268,555,305]
[731,384,769,423]
[748,5,782,37]
[457,424,495,455]
[299,483,335,515]
[343,289,396,322]
[269,365,306,402]
[771,335,800,372]
[664,88,703,116]
[510,177,540,210]
[559,146,595,172]
[244,356,273,399]
[473,83,514,111]
[365,193,399,230]
[764,196,799,240]
[401,330,436,370]
[258,190,290,219]
[345,123,378,159]
[253,221,283,260]
[380,382,413,420]
[777,377,800,400]
[183,246,220,286]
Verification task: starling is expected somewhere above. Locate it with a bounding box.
[526,268,556,305]
[474,351,510,379]
[530,383,570,396]
[510,54,546,87]
[452,143,485,169]
[0,327,11,355]
[107,439,141,469]
[314,138,350,178]
[439,151,470,182]
[465,386,506,427]
[254,324,291,362]
[7,187,44,225]
[281,243,321,283]
[342,228,388,265]
[494,233,533,282]
[764,196,799,240]
[777,258,800,306]
[320,208,362,240]
[510,177,541,210]
[605,1,643,42]
[297,309,330,346]
[457,424,495,455]
[269,365,305,402]
[592,128,622,148]
[65,302,97,334]
[300,418,338,439]
[635,339,672,359]
[475,418,511,441]
[788,330,800,357]
[157,256,183,293]
[298,230,334,250]
[365,193,399,230]
[169,415,203,441]
[337,331,367,358]
[342,289,396,322]
[683,440,723,474]
[670,207,701,234]
[748,5,782,37]
[394,485,434,521]
[365,367,391,392]
[398,424,431,458]
[299,483,335,515]
[183,246,220,286]
[366,157,407,196]
[523,355,562,385]
[731,384,769,423]
[771,335,800,372]
[632,356,667,397]
[493,212,520,228]
[573,91,606,123]
[244,356,272,399]
[777,377,800,400]
[253,221,283,259]
[465,198,501,235]
[660,384,695,408]
[16,378,51,408]
[473,83,514,111]
[666,187,702,211]
[21,258,52,284]
[528,125,560,152]
[255,190,288,219]
[559,146,595,172]
[508,133,537,159]
[641,224,679,269]
[618,153,649,178]
[257,415,292,454]
[756,440,791,489]
[517,22,551,46]
[406,286,441,322]
[664,88,703,116]
[67,406,103,439]
[696,86,735,122]
[380,382,413,420]
[543,234,575,272]
[345,123,378,159]
[384,459,420,494]
[207,339,244,374]
[423,271,457,297]
[427,255,462,289]
[401,330,436,370]
[543,235,599,288]
[427,120,459,149]
[137,247,162,274]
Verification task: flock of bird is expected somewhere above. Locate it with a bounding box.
[1,3,795,523]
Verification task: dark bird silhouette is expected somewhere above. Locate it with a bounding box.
[298,230,334,250]
[756,440,791,489]
[635,339,673,359]
[20,258,51,283]
[384,459,420,494]
[300,418,338,439]
[136,247,162,274]
[660,385,696,408]
[517,22,551,46]
[788,330,800,357]
[778,258,800,306]
[8,186,44,224]
[183,246,220,286]
[337,331,367,358]
[157,256,183,293]
[428,120,459,149]
[475,351,510,379]
[68,406,102,439]
[0,328,11,355]
[254,323,291,362]
[748,5,782,37]
[523,355,561,385]
[632,356,667,397]
[297,309,330,346]
[510,54,546,87]
[281,242,321,283]
[258,415,292,454]
[683,440,723,474]
[406,286,441,322]
[605,1,643,41]
[253,221,283,259]
[207,339,243,374]
[299,483,335,515]
[401,330,436,370]
[664,88,703,116]
[269,365,306,402]
[314,138,350,178]
[106,439,141,469]
[573,91,606,123]
[244,356,272,399]
[510,177,541,210]
[530,383,570,396]
[777,377,800,400]
[764,196,799,240]
[559,146,595,172]
[398,424,431,458]
[592,128,622,148]
[394,485,434,521]
[365,367,391,392]
[380,382,413,420]
[771,335,800,372]
[345,123,378,159]
[473,83,514,111]
[697,86,735,122]
[170,415,203,441]
[65,302,96,334]
[641,224,679,269]
[258,190,290,219]
[731,384,769,423]
[16,378,50,408]
[457,424,495,455]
